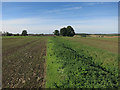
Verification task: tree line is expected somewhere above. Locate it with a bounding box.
[2,30,28,36]
[54,26,75,36]
[2,26,76,37]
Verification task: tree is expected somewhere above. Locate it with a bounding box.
[14,33,19,36]
[16,33,20,36]
[60,26,75,36]
[54,30,59,36]
[60,27,67,36]
[22,30,28,36]
[66,26,75,36]
[6,32,13,36]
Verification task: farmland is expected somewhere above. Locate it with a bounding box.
[2,36,119,88]
[46,37,118,88]
[2,36,47,88]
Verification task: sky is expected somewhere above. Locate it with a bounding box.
[2,2,118,34]
[2,0,120,2]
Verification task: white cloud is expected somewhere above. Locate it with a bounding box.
[64,6,82,10]
[3,18,34,25]
[74,24,118,34]
[2,16,118,34]
[47,6,82,13]
[2,18,64,33]
[84,2,104,6]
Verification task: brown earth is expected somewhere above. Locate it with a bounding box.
[2,37,47,88]
[103,36,120,38]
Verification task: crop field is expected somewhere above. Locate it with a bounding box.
[2,36,47,88]
[46,37,118,88]
[2,36,119,88]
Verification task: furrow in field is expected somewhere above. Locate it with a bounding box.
[2,37,47,88]
[2,38,39,56]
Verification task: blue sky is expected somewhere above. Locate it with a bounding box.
[2,2,118,34]
[2,0,120,2]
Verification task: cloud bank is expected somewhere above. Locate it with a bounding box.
[2,16,118,34]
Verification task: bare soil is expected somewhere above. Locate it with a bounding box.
[2,37,47,88]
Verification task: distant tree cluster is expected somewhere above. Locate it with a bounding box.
[14,33,20,36]
[2,30,28,36]
[54,26,75,36]
[21,30,28,36]
[54,30,59,36]
[6,32,13,36]
[2,32,13,36]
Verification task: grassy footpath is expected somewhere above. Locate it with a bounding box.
[46,37,118,88]
[46,37,66,88]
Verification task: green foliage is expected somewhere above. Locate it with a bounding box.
[6,32,13,36]
[14,33,20,36]
[60,26,75,36]
[46,37,118,88]
[60,27,67,36]
[66,26,75,36]
[2,32,13,36]
[54,30,59,36]
[22,30,28,36]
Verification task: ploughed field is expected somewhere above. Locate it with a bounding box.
[2,36,47,88]
[2,36,119,88]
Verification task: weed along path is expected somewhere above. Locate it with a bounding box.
[2,37,47,88]
[46,37,118,88]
